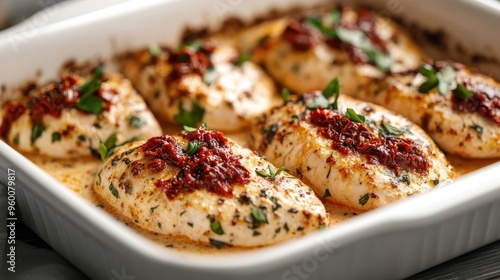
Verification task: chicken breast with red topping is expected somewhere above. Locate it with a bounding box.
[352,61,500,158]
[94,127,327,247]
[243,6,424,95]
[249,91,455,210]
[121,40,277,132]
[0,70,162,158]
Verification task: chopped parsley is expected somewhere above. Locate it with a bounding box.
[99,133,138,162]
[186,140,203,156]
[13,134,20,145]
[307,8,340,38]
[180,40,202,51]
[251,208,268,228]
[174,101,205,128]
[399,174,411,185]
[453,84,474,99]
[472,124,483,135]
[129,116,145,128]
[323,189,332,198]
[380,122,406,136]
[359,193,369,206]
[209,238,226,249]
[150,205,159,213]
[51,132,61,143]
[418,65,438,93]
[255,165,288,179]
[149,44,163,57]
[76,67,104,114]
[418,65,473,98]
[234,52,251,66]
[282,88,290,104]
[432,179,440,186]
[109,183,119,199]
[320,223,327,230]
[345,108,365,124]
[336,28,393,71]
[31,123,45,145]
[204,66,217,85]
[307,9,393,71]
[308,77,340,110]
[210,220,224,235]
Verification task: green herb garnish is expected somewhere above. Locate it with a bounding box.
[453,83,474,99]
[323,189,332,198]
[13,134,20,145]
[320,223,327,230]
[472,124,483,135]
[183,125,197,132]
[418,66,439,93]
[174,101,205,128]
[129,116,145,128]
[99,133,138,162]
[204,66,217,85]
[186,140,203,156]
[149,44,163,57]
[399,174,411,185]
[282,88,290,104]
[335,28,393,71]
[180,40,202,51]
[307,9,393,71]
[76,67,104,114]
[251,208,268,228]
[31,123,45,145]
[255,165,288,179]
[109,183,119,199]
[380,122,406,136]
[359,193,369,206]
[209,238,226,249]
[234,52,251,66]
[322,77,340,110]
[419,65,461,96]
[346,108,365,123]
[210,221,224,235]
[150,205,159,213]
[308,77,340,110]
[308,17,337,38]
[51,132,61,143]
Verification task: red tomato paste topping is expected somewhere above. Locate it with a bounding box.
[141,128,251,200]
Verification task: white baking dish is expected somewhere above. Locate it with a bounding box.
[1,0,500,279]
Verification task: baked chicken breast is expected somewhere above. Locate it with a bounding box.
[249,88,455,210]
[121,40,277,132]
[243,6,424,95]
[0,70,161,158]
[94,127,328,247]
[352,61,500,158]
